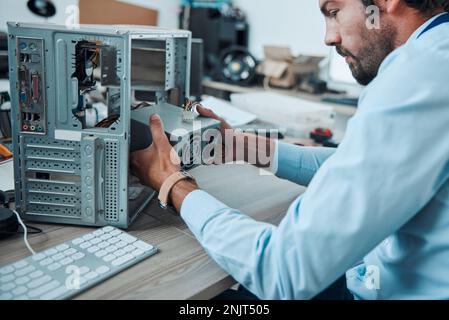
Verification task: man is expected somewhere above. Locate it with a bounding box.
[130,0,449,299]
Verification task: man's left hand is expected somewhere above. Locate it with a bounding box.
[130,114,181,191]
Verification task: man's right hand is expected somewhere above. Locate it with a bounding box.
[196,105,276,169]
[196,105,237,164]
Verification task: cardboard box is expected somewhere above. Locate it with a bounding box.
[79,0,158,26]
[257,46,324,89]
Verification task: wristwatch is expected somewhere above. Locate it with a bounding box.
[158,171,196,209]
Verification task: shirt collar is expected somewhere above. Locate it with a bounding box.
[407,12,448,43]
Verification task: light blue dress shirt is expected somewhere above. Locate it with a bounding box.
[180,13,449,300]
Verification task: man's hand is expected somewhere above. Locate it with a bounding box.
[196,105,236,163]
[197,105,275,168]
[130,114,182,191]
[130,114,199,212]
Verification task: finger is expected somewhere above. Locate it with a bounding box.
[197,105,220,119]
[149,114,169,148]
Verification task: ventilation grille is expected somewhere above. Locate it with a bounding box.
[27,180,81,195]
[27,204,81,218]
[22,136,82,218]
[26,160,81,174]
[104,140,119,222]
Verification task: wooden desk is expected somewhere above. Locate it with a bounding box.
[0,163,305,300]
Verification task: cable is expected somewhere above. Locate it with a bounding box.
[13,210,36,255]
[0,225,43,235]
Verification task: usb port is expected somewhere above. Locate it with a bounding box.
[20,53,30,63]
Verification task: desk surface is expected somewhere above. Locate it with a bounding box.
[202,80,357,117]
[0,163,305,300]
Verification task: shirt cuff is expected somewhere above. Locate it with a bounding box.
[180,189,230,237]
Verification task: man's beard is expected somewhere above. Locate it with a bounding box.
[336,25,397,86]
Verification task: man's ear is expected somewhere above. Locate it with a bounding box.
[383,0,405,14]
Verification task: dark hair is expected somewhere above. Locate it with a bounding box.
[362,0,449,13]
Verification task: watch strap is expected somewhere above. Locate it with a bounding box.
[158,171,195,209]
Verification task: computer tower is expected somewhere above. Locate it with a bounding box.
[7,22,219,229]
[180,7,249,76]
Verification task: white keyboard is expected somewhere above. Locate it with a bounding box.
[0,226,157,300]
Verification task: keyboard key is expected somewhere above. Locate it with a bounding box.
[44,248,58,256]
[64,248,77,256]
[118,233,137,244]
[98,242,109,249]
[48,263,62,271]
[116,241,128,249]
[110,229,122,237]
[134,241,154,252]
[83,234,94,241]
[100,234,112,241]
[32,253,46,261]
[2,282,16,291]
[72,252,85,260]
[87,246,100,253]
[13,260,28,269]
[95,250,107,258]
[12,286,27,296]
[40,285,69,300]
[27,275,52,289]
[79,242,92,249]
[107,237,120,245]
[29,280,60,298]
[54,252,66,260]
[102,226,114,233]
[15,276,30,285]
[40,258,53,266]
[72,238,85,245]
[85,271,98,280]
[114,249,126,257]
[15,265,36,277]
[124,245,136,253]
[60,257,73,266]
[96,266,110,275]
[93,229,105,236]
[29,270,44,279]
[105,245,118,253]
[111,254,134,267]
[103,254,116,262]
[54,252,67,260]
[89,238,101,245]
[1,274,14,283]
[56,244,69,252]
[0,266,14,275]
[131,249,144,257]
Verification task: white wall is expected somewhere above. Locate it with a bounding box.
[234,0,329,58]
[0,0,180,32]
[118,0,180,29]
[0,0,327,57]
[0,0,78,32]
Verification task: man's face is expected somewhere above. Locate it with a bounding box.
[320,0,397,85]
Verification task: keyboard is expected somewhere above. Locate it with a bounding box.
[321,95,359,107]
[0,226,157,300]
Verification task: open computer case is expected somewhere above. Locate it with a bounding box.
[7,22,219,229]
